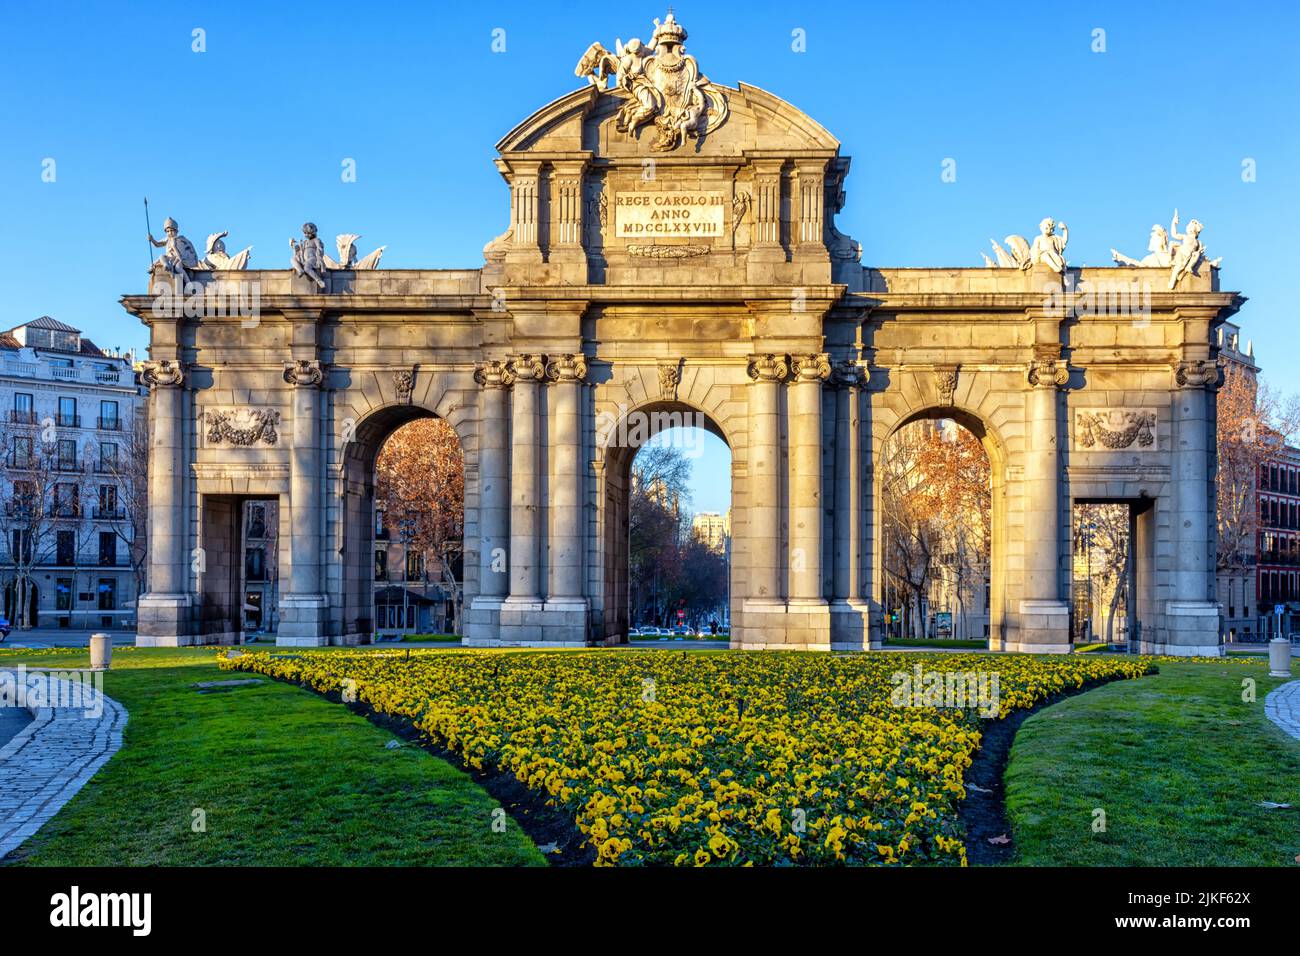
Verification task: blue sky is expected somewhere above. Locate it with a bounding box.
[1,1,1295,512]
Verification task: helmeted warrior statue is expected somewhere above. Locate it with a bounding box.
[148,217,200,279]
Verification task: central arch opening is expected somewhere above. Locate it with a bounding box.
[600,402,733,643]
[879,412,996,644]
[341,408,464,643]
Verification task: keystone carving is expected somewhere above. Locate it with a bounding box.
[934,365,959,405]
[393,368,415,403]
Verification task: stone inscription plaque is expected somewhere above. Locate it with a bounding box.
[614,191,726,238]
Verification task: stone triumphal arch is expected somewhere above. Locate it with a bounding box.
[126,14,1240,655]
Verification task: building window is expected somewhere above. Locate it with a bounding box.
[99,442,118,473]
[98,531,116,566]
[10,530,31,564]
[98,485,117,518]
[375,550,388,581]
[58,439,77,470]
[56,529,74,566]
[98,400,119,430]
[246,502,267,539]
[54,482,78,517]
[406,551,424,581]
[12,436,32,468]
[13,393,33,424]
[57,396,77,428]
[97,578,116,611]
[245,547,266,582]
[56,578,73,611]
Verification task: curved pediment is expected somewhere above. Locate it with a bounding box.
[496,81,840,159]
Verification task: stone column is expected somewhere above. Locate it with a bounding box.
[830,360,868,647]
[789,353,830,603]
[1167,358,1222,654]
[545,354,588,604]
[136,359,191,646]
[473,360,514,600]
[279,358,328,645]
[745,354,787,609]
[505,354,546,605]
[1020,356,1070,652]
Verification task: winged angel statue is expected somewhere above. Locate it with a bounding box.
[575,12,728,152]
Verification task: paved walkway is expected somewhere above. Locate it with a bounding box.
[1264,679,1300,742]
[0,669,127,860]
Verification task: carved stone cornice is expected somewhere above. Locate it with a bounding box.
[934,364,959,405]
[473,360,516,389]
[507,353,547,383]
[141,359,185,389]
[546,353,589,384]
[747,353,789,384]
[1175,359,1221,390]
[790,353,832,383]
[282,359,324,387]
[1026,358,1070,390]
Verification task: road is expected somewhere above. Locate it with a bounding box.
[0,628,136,649]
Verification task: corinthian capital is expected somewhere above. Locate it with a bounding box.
[791,353,832,383]
[473,360,516,389]
[141,359,185,388]
[747,353,789,383]
[546,353,588,384]
[282,359,324,387]
[1175,359,1221,390]
[1026,358,1069,389]
[507,353,547,382]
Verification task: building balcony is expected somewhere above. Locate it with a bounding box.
[48,505,82,519]
[7,410,38,425]
[55,414,80,428]
[97,417,122,431]
[92,506,125,520]
[93,462,120,474]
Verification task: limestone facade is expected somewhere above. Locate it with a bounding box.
[124,58,1240,656]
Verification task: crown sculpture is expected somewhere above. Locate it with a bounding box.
[575,11,729,151]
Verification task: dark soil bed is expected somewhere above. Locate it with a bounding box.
[959,675,1137,865]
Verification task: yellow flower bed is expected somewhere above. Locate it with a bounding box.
[219,649,1154,866]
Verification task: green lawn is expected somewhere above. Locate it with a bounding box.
[882,637,988,649]
[0,648,544,866]
[1005,660,1300,866]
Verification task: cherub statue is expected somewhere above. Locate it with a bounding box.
[290,222,327,290]
[1167,210,1221,290]
[203,231,252,270]
[1029,217,1069,272]
[987,217,1068,272]
[1112,223,1172,268]
[148,217,200,279]
[324,234,386,271]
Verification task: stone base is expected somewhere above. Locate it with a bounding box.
[276,594,330,646]
[1158,601,1222,656]
[467,596,591,645]
[135,593,196,646]
[733,600,831,649]
[1015,599,1071,653]
[829,599,870,650]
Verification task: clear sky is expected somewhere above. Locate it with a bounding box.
[2,1,1296,511]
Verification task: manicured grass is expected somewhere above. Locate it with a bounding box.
[0,648,544,866]
[882,637,987,649]
[1005,660,1300,866]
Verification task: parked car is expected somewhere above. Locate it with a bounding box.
[0,616,10,641]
